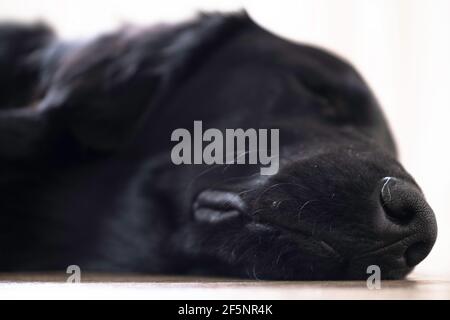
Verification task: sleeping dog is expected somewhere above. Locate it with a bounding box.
[0,12,437,280]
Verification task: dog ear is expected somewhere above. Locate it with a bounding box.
[0,23,55,160]
[50,13,250,152]
[0,22,54,109]
[0,13,250,158]
[41,29,160,152]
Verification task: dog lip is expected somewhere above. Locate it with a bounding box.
[286,230,342,260]
[194,190,344,261]
[353,235,416,260]
[194,207,241,223]
[263,222,343,260]
[193,189,246,213]
[193,190,247,223]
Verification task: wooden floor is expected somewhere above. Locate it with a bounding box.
[1,272,450,299]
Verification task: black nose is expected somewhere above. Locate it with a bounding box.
[379,177,437,268]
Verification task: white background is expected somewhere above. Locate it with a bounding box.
[0,0,449,278]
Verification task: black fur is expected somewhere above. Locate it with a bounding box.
[0,12,437,280]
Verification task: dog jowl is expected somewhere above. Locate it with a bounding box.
[0,13,437,280]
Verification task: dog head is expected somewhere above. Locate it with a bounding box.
[179,131,437,280]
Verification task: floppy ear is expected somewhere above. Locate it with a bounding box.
[0,24,160,158]
[50,12,250,152]
[0,22,54,109]
[0,23,55,160]
[41,29,161,152]
[0,13,250,157]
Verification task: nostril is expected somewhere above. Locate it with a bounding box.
[381,200,415,223]
[374,177,437,272]
[380,177,416,223]
[405,241,429,267]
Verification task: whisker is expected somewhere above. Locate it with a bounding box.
[297,199,319,222]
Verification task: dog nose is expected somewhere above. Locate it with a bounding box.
[379,177,437,267]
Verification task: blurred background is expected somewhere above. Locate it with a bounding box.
[0,0,448,277]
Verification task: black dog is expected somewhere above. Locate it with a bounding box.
[0,12,437,280]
